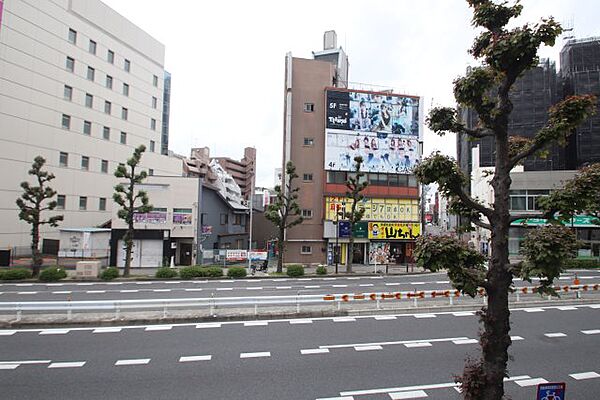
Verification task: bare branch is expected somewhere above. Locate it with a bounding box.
[472,218,491,230]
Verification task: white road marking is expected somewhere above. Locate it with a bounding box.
[196,323,221,329]
[305,285,321,289]
[414,314,436,319]
[145,325,172,331]
[385,283,401,286]
[240,352,271,359]
[511,336,525,341]
[389,390,428,399]
[276,286,292,289]
[322,278,336,281]
[179,355,212,362]
[153,289,171,292]
[347,277,361,280]
[46,283,64,287]
[569,372,600,380]
[298,278,312,281]
[556,306,578,311]
[411,282,426,285]
[544,332,567,338]
[244,321,268,327]
[52,291,72,294]
[370,277,383,279]
[39,329,70,335]
[93,328,122,334]
[15,284,33,287]
[589,305,600,309]
[301,349,329,355]
[115,358,150,366]
[582,329,600,335]
[17,291,37,295]
[374,316,397,320]
[78,283,94,286]
[0,331,16,336]
[120,290,139,293]
[321,337,469,350]
[135,282,153,285]
[0,360,51,365]
[359,284,374,287]
[333,317,356,322]
[106,282,123,285]
[341,382,458,396]
[332,285,348,288]
[290,319,313,324]
[404,342,432,348]
[354,345,383,351]
[316,397,353,400]
[452,312,475,317]
[452,339,478,345]
[523,308,544,313]
[86,290,106,294]
[0,364,19,370]
[514,378,548,387]
[48,361,86,368]
[184,288,203,292]
[246,287,263,290]
[435,281,450,284]
[216,288,233,291]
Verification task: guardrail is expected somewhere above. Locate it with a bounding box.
[0,284,598,321]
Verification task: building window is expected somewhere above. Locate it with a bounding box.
[301,245,312,254]
[107,50,114,64]
[220,214,228,225]
[68,28,77,44]
[124,59,131,72]
[303,137,314,146]
[85,93,93,108]
[304,103,315,112]
[150,140,155,152]
[326,171,347,184]
[87,66,95,81]
[121,107,128,120]
[233,214,243,225]
[81,156,89,170]
[99,197,107,211]
[59,152,68,167]
[83,120,91,135]
[303,173,313,182]
[61,114,71,129]
[509,190,549,211]
[56,195,66,210]
[104,101,111,115]
[89,40,97,55]
[123,83,129,96]
[302,209,313,218]
[101,159,108,173]
[151,118,156,130]
[120,131,127,144]
[152,96,158,109]
[153,74,158,87]
[64,85,73,101]
[103,126,110,140]
[66,57,75,72]
[106,75,113,89]
[148,169,154,176]
[79,196,87,211]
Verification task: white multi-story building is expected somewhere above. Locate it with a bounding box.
[0,0,182,250]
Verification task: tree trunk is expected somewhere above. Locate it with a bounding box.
[31,222,41,277]
[124,226,133,277]
[276,227,284,273]
[346,235,354,273]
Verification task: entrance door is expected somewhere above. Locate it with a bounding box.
[179,243,192,266]
[352,243,364,264]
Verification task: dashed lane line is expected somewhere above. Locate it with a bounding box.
[354,345,383,351]
[514,378,548,387]
[48,361,86,369]
[240,352,271,359]
[582,329,600,335]
[511,336,525,341]
[569,371,600,380]
[196,323,221,329]
[544,332,567,338]
[452,339,478,345]
[115,358,150,366]
[301,349,329,355]
[374,316,397,320]
[92,328,122,334]
[243,321,268,327]
[289,319,313,324]
[144,325,172,331]
[414,314,436,319]
[404,342,432,348]
[389,390,428,399]
[39,329,70,335]
[179,355,211,362]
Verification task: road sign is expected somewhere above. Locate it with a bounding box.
[537,382,565,400]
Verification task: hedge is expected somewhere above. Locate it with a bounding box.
[0,268,32,280]
[227,267,247,278]
[180,266,224,279]
[286,264,304,277]
[563,258,600,269]
[155,267,178,279]
[100,267,119,281]
[39,267,67,282]
[316,266,328,275]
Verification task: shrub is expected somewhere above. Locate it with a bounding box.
[179,266,204,280]
[563,258,600,269]
[205,266,223,277]
[100,267,119,281]
[286,264,304,277]
[0,268,32,280]
[39,267,67,282]
[155,267,178,279]
[227,267,247,278]
[316,265,328,275]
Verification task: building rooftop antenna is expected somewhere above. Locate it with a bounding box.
[562,16,575,41]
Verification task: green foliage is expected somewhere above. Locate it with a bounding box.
[100,267,119,281]
[227,267,247,278]
[286,264,304,277]
[155,267,178,279]
[453,67,497,117]
[205,266,223,277]
[563,258,600,269]
[414,235,486,297]
[16,156,63,276]
[520,225,579,295]
[0,268,32,280]
[414,153,468,197]
[39,267,67,282]
[179,266,223,279]
[316,266,328,275]
[343,156,369,273]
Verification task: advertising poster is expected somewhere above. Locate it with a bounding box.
[369,242,391,264]
[368,222,421,240]
[0,1,4,33]
[325,197,419,222]
[173,208,192,225]
[226,249,247,261]
[338,221,351,238]
[325,89,421,174]
[133,208,167,224]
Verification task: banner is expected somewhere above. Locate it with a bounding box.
[134,208,167,224]
[173,208,192,225]
[248,251,268,261]
[325,89,420,174]
[226,249,247,261]
[511,215,600,228]
[325,197,419,222]
[369,242,391,264]
[368,222,421,240]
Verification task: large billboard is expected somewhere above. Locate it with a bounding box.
[325,89,420,173]
[325,196,419,222]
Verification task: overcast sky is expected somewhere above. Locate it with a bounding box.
[102,0,599,187]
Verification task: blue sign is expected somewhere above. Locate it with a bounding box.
[338,221,351,238]
[537,382,565,400]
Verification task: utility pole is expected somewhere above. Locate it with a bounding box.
[247,162,255,273]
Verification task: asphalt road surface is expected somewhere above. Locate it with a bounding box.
[0,303,599,399]
[1,270,598,302]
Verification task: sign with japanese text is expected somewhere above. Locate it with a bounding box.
[325,197,419,222]
[368,222,420,240]
[536,382,565,400]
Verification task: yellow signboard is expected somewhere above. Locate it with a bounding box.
[325,197,419,222]
[368,222,421,240]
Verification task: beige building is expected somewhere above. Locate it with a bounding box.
[0,0,182,250]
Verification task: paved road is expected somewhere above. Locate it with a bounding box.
[1,270,598,302]
[0,303,599,399]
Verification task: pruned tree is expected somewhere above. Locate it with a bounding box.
[113,145,152,277]
[16,156,64,277]
[342,156,368,273]
[413,1,596,399]
[265,161,304,273]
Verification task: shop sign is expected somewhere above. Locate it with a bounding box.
[353,221,369,238]
[511,215,600,228]
[226,249,247,261]
[338,221,351,238]
[134,208,167,224]
[173,208,192,225]
[368,222,420,240]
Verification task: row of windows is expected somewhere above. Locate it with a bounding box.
[60,114,156,151]
[219,214,246,226]
[56,194,106,211]
[509,189,550,211]
[58,152,154,176]
[326,171,419,187]
[68,27,159,87]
